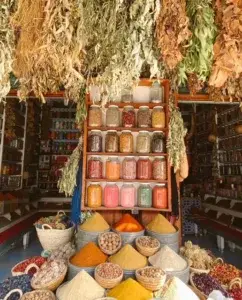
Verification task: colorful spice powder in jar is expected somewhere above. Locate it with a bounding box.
[106,157,120,180]
[153,184,168,209]
[152,106,166,129]
[136,131,151,154]
[105,130,119,153]
[152,157,167,180]
[137,157,152,180]
[88,105,102,127]
[87,183,102,208]
[137,106,151,128]
[122,157,136,180]
[88,157,103,179]
[88,130,102,152]
[120,184,136,208]
[104,183,119,208]
[120,131,133,153]
[137,184,152,208]
[122,106,135,128]
[106,105,120,127]
[210,262,240,285]
[151,132,165,153]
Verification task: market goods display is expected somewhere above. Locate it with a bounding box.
[137,107,151,128]
[152,157,167,180]
[114,214,144,233]
[0,275,32,300]
[109,244,147,271]
[137,184,152,208]
[122,157,136,180]
[120,131,133,153]
[106,106,120,127]
[34,212,72,230]
[21,290,56,300]
[12,257,46,276]
[209,261,240,285]
[120,184,136,208]
[152,185,168,209]
[122,106,135,128]
[95,262,123,289]
[135,236,160,257]
[98,232,122,255]
[229,279,242,300]
[105,131,119,153]
[88,131,102,152]
[135,266,166,291]
[70,242,107,268]
[106,157,120,180]
[136,131,150,153]
[146,214,176,234]
[107,278,152,300]
[137,157,152,180]
[79,212,110,232]
[104,184,119,208]
[180,241,213,272]
[88,105,102,127]
[87,183,102,208]
[152,106,166,129]
[31,259,67,291]
[56,270,105,300]
[151,132,166,153]
[48,242,76,262]
[88,157,103,179]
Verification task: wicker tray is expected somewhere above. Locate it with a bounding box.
[11,260,40,276]
[135,267,166,292]
[135,237,160,257]
[3,289,23,300]
[95,264,123,289]
[21,290,56,300]
[98,232,122,255]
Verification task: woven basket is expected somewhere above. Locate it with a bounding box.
[98,232,122,255]
[95,263,123,289]
[189,266,210,274]
[3,289,23,300]
[21,290,56,300]
[31,266,67,291]
[11,260,40,276]
[135,267,166,292]
[190,272,208,299]
[135,237,160,257]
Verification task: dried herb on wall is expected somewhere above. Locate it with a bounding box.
[156,0,191,70]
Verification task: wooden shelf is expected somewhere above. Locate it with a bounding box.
[86,152,167,157]
[87,127,167,132]
[81,206,171,212]
[86,179,168,183]
[87,102,166,109]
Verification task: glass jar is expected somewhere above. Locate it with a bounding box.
[137,106,151,128]
[122,106,135,128]
[122,157,136,180]
[87,157,103,179]
[104,183,119,208]
[120,184,136,208]
[106,105,120,127]
[106,157,120,180]
[121,87,133,103]
[153,184,168,209]
[138,184,152,208]
[152,157,167,180]
[87,130,102,152]
[137,157,152,180]
[150,81,163,103]
[88,105,102,127]
[87,183,102,208]
[152,132,165,153]
[152,106,166,128]
[120,131,133,153]
[136,131,150,154]
[105,130,119,153]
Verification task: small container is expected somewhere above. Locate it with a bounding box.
[136,131,151,153]
[106,105,120,127]
[87,183,102,208]
[121,87,133,103]
[137,106,151,128]
[87,130,102,152]
[88,157,103,179]
[105,130,119,153]
[137,157,152,180]
[152,157,167,180]
[152,106,166,129]
[153,184,168,209]
[106,157,120,180]
[104,183,119,208]
[88,105,102,127]
[120,131,133,153]
[150,81,163,103]
[138,184,152,208]
[152,132,165,153]
[122,106,135,128]
[120,184,136,208]
[122,157,136,180]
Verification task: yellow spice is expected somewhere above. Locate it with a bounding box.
[79,212,110,232]
[146,214,176,234]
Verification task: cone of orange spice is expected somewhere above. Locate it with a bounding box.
[70,242,107,267]
[114,214,144,232]
[210,262,240,285]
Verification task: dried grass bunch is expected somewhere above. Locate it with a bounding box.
[156,0,191,70]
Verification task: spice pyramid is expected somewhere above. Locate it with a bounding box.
[114,213,144,232]
[79,212,110,232]
[146,213,176,234]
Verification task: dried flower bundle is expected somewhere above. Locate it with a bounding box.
[156,0,191,70]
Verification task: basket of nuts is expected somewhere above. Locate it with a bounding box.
[135,236,160,257]
[21,289,56,300]
[135,266,166,292]
[95,263,123,289]
[98,232,122,255]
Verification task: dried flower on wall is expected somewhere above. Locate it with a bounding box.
[0,0,15,100]
[156,0,191,70]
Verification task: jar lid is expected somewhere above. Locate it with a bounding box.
[107,130,118,133]
[108,105,119,108]
[123,105,134,109]
[91,156,102,159]
[139,106,149,109]
[153,106,164,109]
[90,130,102,133]
[108,156,119,159]
[154,156,165,159]
[90,104,100,108]
[153,131,164,134]
[122,130,132,133]
[139,130,149,133]
[155,184,166,187]
[139,156,149,159]
[90,182,100,185]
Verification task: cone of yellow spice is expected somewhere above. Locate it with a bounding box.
[109,244,147,270]
[146,214,176,234]
[79,212,110,232]
[70,242,107,267]
[107,278,152,300]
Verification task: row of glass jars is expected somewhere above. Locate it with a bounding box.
[88,156,167,180]
[88,105,166,129]
[87,183,168,209]
[88,130,165,153]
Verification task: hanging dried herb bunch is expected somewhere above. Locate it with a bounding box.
[156,0,191,70]
[179,0,217,93]
[209,0,242,88]
[0,0,15,100]
[12,0,85,102]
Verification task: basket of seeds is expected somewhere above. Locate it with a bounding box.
[135,236,160,257]
[21,289,56,300]
[135,266,166,292]
[95,263,123,289]
[98,232,122,255]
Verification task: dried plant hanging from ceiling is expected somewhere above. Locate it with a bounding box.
[12,0,85,102]
[178,0,217,94]
[156,0,191,71]
[82,0,161,103]
[0,0,15,101]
